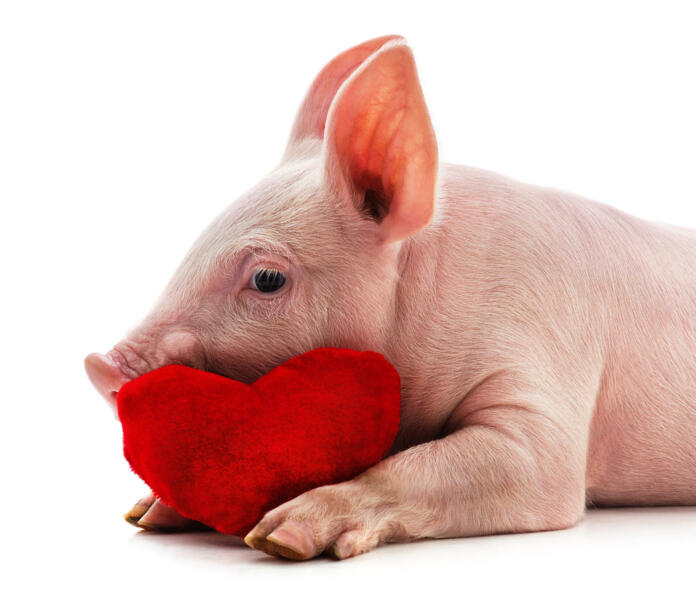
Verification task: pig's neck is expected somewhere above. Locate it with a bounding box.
[383,162,495,451]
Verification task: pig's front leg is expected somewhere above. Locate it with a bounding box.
[244,373,591,560]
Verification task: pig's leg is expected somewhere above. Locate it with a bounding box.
[244,373,591,560]
[124,492,210,531]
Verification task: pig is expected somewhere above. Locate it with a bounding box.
[85,35,696,561]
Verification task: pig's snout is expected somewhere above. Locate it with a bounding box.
[85,331,205,414]
[84,351,134,412]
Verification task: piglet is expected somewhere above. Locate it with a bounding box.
[85,35,696,560]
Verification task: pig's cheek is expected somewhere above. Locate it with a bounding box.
[243,476,413,561]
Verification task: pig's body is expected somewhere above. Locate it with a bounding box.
[389,161,696,507]
[86,35,696,560]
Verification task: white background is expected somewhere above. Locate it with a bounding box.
[1,1,694,591]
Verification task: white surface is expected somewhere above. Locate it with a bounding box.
[1,1,695,591]
[15,507,696,591]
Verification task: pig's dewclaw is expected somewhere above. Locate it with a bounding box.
[328,528,380,560]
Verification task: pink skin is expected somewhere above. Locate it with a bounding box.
[85,35,696,559]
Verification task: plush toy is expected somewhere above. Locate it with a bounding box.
[117,348,401,536]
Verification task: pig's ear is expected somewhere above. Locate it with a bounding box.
[285,35,403,150]
[323,39,438,244]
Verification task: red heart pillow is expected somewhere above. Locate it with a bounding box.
[117,348,400,536]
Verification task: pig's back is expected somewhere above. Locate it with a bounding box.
[584,213,696,505]
[436,163,696,506]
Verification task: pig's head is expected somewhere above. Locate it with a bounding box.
[85,35,438,411]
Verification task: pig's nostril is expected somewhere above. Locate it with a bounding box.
[107,390,119,411]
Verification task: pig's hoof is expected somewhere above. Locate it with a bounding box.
[124,511,145,527]
[243,479,397,561]
[245,529,312,561]
[124,496,210,532]
[123,494,155,526]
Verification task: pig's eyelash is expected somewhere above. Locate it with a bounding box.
[250,267,287,293]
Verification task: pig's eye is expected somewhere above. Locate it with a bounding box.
[251,268,287,293]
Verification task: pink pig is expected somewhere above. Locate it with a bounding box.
[85,35,696,560]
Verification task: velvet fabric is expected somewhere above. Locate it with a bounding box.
[117,348,401,536]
